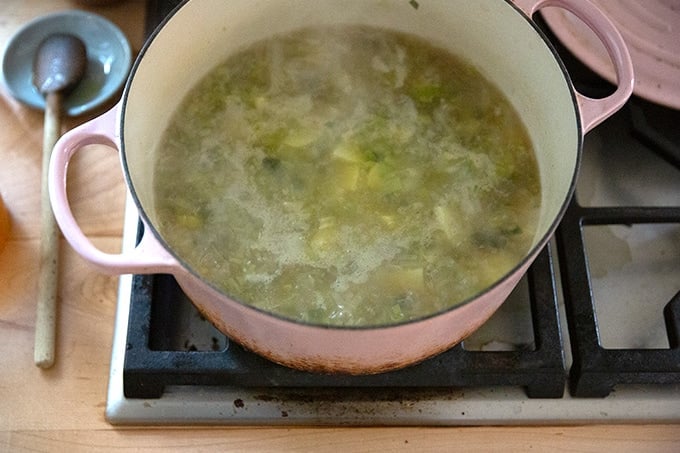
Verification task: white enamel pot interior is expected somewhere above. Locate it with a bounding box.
[49,0,633,374]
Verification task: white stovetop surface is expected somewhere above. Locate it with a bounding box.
[106,114,680,425]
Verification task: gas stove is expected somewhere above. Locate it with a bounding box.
[105,0,680,424]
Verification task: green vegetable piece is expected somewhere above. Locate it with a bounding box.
[367,162,402,192]
[410,83,442,103]
[262,157,281,170]
[256,128,288,153]
[473,229,508,249]
[501,225,522,236]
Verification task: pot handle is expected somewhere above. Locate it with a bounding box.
[48,103,179,275]
[513,0,634,133]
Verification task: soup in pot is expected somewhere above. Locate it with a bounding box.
[153,25,541,326]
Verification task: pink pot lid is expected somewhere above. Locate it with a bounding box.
[542,0,680,110]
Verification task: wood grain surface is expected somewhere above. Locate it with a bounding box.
[1,1,679,451]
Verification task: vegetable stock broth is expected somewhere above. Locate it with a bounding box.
[153,26,541,326]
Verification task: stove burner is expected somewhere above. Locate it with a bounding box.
[123,243,565,399]
[556,198,680,397]
[121,0,680,402]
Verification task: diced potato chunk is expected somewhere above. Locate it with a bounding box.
[434,205,468,244]
[434,205,455,238]
[477,252,517,287]
[381,267,425,293]
[176,213,203,230]
[331,142,364,163]
[395,267,424,292]
[380,214,396,228]
[309,217,338,252]
[332,162,360,191]
[283,128,318,147]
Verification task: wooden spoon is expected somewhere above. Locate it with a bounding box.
[32,33,87,368]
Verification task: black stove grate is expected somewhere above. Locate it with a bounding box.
[555,103,680,396]
[122,0,679,400]
[557,199,680,397]
[124,236,565,399]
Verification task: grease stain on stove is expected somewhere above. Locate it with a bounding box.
[183,340,198,351]
[245,388,466,420]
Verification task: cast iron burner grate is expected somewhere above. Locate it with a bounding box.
[555,101,680,397]
[123,242,565,399]
[557,195,680,397]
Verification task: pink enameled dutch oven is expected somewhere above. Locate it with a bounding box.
[49,0,633,374]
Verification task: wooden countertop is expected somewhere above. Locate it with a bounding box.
[1,1,679,451]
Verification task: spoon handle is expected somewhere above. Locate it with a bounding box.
[34,91,62,369]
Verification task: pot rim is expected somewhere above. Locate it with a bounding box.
[119,0,582,331]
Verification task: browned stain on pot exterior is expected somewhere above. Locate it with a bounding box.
[228,326,468,375]
[191,294,487,374]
